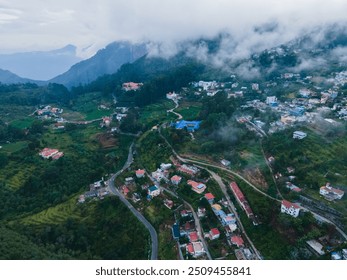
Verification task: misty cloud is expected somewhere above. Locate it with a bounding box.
[0,0,347,59]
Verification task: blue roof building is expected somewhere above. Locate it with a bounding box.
[173,120,201,132]
[290,106,305,116]
[172,224,181,240]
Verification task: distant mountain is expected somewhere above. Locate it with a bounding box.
[0,68,37,84]
[50,41,148,88]
[0,45,81,81]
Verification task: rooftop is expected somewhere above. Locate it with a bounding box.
[282,200,300,209]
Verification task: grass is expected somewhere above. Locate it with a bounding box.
[11,118,35,129]
[0,141,28,154]
[175,101,202,120]
[139,101,175,127]
[67,92,113,121]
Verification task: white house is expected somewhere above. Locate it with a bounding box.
[320,183,344,200]
[293,131,307,139]
[266,96,277,105]
[281,200,300,217]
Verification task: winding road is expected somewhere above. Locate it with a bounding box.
[107,143,159,260]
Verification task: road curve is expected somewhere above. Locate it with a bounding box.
[107,143,159,260]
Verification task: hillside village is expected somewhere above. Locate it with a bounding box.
[1,36,347,261]
[21,69,347,260]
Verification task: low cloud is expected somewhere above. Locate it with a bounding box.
[1,0,347,59]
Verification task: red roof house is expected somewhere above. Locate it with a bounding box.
[171,175,182,185]
[204,193,215,203]
[209,228,220,240]
[189,231,199,242]
[231,236,244,247]
[135,169,145,178]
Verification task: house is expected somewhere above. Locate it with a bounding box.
[132,193,141,203]
[286,182,302,192]
[174,120,201,132]
[229,182,255,219]
[211,203,222,212]
[320,183,344,201]
[306,240,325,255]
[78,195,85,203]
[183,221,195,233]
[293,131,307,139]
[222,214,237,226]
[197,207,206,218]
[266,96,278,105]
[230,236,245,248]
[180,209,193,218]
[53,123,65,130]
[148,186,160,197]
[209,228,220,240]
[160,163,172,170]
[204,193,215,204]
[98,188,109,198]
[281,115,296,124]
[178,164,199,176]
[227,224,237,233]
[189,231,199,242]
[287,167,295,174]
[171,175,182,185]
[102,116,111,127]
[122,82,143,91]
[135,169,145,178]
[252,83,259,91]
[164,199,174,209]
[121,186,130,196]
[166,92,178,100]
[51,152,64,160]
[39,148,64,160]
[116,113,127,121]
[221,159,231,166]
[151,169,166,181]
[281,200,300,217]
[186,242,205,257]
[187,180,206,194]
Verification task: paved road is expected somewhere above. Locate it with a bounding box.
[159,126,347,246]
[167,99,183,120]
[206,169,262,259]
[180,157,347,242]
[107,143,159,260]
[149,176,212,260]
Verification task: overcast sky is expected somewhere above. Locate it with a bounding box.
[1,0,347,58]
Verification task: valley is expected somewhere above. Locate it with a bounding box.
[1,31,347,261]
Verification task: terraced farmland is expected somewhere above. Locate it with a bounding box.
[21,196,82,226]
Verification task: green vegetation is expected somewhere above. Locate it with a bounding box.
[0,141,28,154]
[175,101,202,120]
[6,197,150,260]
[139,101,175,128]
[137,131,172,171]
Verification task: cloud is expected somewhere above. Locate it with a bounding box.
[0,0,347,58]
[0,7,22,24]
